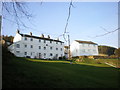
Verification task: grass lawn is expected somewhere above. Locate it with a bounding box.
[3,57,120,88]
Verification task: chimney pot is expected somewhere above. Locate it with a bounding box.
[30,32,32,36]
[48,35,50,39]
[41,34,44,38]
[16,30,20,34]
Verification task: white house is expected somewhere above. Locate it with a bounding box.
[8,30,64,59]
[70,40,99,57]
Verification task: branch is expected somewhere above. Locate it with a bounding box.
[63,0,74,42]
[2,2,33,29]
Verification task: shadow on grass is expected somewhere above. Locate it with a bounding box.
[3,57,120,88]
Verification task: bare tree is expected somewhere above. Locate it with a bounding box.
[2,0,33,29]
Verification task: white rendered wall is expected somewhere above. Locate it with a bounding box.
[13,33,22,42]
[70,41,99,57]
[9,33,64,59]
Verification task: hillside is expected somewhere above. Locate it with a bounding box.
[98,45,117,56]
[3,57,119,88]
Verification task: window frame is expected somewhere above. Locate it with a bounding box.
[24,37,27,40]
[16,44,20,48]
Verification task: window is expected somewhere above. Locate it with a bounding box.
[44,53,46,56]
[25,45,27,48]
[56,42,58,44]
[61,43,62,45]
[16,44,20,48]
[50,53,53,56]
[24,52,27,55]
[39,53,41,58]
[46,44,48,46]
[82,49,85,52]
[61,48,62,51]
[24,37,27,40]
[61,54,63,57]
[93,50,96,52]
[50,47,52,50]
[44,40,46,43]
[39,46,41,49]
[56,48,58,50]
[56,54,58,57]
[88,49,90,52]
[39,39,41,42]
[30,38,33,41]
[82,44,84,47]
[31,45,33,48]
[50,41,52,43]
[31,52,32,55]
[16,51,20,53]
[44,47,46,50]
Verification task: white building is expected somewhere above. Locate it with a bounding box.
[8,30,64,59]
[64,46,69,59]
[70,40,99,57]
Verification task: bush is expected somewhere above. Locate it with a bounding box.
[2,46,15,62]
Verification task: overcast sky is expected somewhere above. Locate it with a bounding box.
[2,2,118,48]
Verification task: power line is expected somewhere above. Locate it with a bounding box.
[93,28,119,38]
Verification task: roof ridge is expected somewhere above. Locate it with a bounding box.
[75,40,97,45]
[19,33,64,43]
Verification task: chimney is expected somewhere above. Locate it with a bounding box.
[41,34,44,38]
[57,38,59,41]
[16,29,20,34]
[30,32,32,36]
[48,35,50,39]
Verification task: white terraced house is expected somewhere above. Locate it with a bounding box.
[70,40,99,57]
[8,30,64,59]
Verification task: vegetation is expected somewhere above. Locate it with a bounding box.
[3,56,119,88]
[98,45,117,56]
[1,35,14,43]
[115,48,120,58]
[2,46,119,88]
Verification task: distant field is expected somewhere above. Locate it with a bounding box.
[3,57,119,88]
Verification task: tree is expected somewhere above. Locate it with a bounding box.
[2,35,14,43]
[98,45,116,56]
[115,48,120,58]
[2,1,33,29]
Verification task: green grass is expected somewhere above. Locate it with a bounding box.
[3,57,120,88]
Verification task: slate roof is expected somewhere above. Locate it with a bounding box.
[20,33,64,43]
[75,40,98,45]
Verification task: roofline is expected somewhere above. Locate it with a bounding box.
[19,33,64,43]
[75,40,98,45]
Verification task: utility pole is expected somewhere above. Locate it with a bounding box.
[68,35,71,60]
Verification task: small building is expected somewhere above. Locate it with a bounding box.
[8,30,64,59]
[70,40,99,57]
[64,46,69,59]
